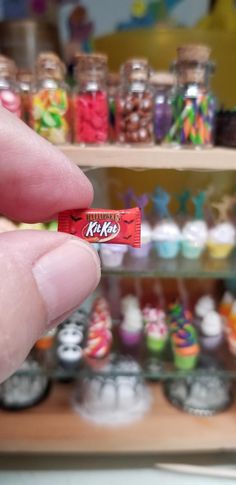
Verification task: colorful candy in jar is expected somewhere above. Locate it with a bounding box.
[166,44,216,147]
[116,58,153,144]
[0,55,21,117]
[30,52,71,145]
[73,53,109,144]
[150,71,174,144]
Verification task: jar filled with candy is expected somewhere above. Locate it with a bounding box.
[108,72,119,142]
[0,55,21,117]
[166,44,216,147]
[150,71,174,144]
[73,53,109,144]
[116,58,153,145]
[30,52,71,145]
[17,70,34,124]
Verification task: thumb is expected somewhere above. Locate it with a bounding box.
[0,230,100,382]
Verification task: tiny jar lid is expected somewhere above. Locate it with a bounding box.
[150,71,174,87]
[177,44,211,64]
[35,51,66,81]
[17,69,34,90]
[0,54,16,78]
[74,52,108,84]
[123,57,149,82]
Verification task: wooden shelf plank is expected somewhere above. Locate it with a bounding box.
[59,145,236,171]
[1,383,236,454]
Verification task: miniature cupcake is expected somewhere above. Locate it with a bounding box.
[145,315,168,353]
[153,220,181,259]
[200,311,224,351]
[130,220,152,259]
[182,220,208,259]
[100,243,127,268]
[57,344,83,369]
[207,222,235,259]
[172,324,200,370]
[121,294,139,314]
[120,305,143,347]
[219,291,234,318]
[152,187,181,259]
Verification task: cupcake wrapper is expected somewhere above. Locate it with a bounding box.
[181,241,205,260]
[174,352,198,370]
[200,334,223,351]
[154,241,180,259]
[129,242,152,259]
[120,327,142,347]
[146,335,166,353]
[100,252,125,268]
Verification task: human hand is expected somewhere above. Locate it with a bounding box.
[0,108,101,382]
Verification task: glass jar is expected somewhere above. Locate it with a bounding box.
[116,58,153,145]
[108,72,119,142]
[30,52,71,145]
[166,44,216,148]
[73,53,109,144]
[0,55,21,117]
[17,70,34,124]
[150,71,174,144]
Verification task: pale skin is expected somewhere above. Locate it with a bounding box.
[0,107,101,383]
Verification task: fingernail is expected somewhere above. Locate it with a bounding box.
[33,239,100,324]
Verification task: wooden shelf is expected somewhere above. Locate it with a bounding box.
[59,145,236,171]
[1,383,236,454]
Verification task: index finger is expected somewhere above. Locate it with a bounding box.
[0,107,93,222]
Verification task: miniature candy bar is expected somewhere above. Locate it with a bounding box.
[58,207,141,248]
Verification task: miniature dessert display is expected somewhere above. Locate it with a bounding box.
[116,58,153,145]
[100,243,127,268]
[166,44,216,147]
[181,192,208,259]
[199,311,224,351]
[152,188,181,259]
[164,357,232,416]
[58,207,141,248]
[0,359,51,410]
[144,307,168,353]
[208,196,236,259]
[57,344,83,369]
[30,52,71,144]
[73,355,151,426]
[73,54,109,144]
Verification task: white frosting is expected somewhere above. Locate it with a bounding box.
[152,220,181,242]
[57,328,83,345]
[121,295,139,314]
[208,222,236,244]
[57,344,82,362]
[182,220,208,245]
[201,311,223,337]
[195,295,215,318]
[230,300,236,316]
[141,221,152,244]
[121,307,143,333]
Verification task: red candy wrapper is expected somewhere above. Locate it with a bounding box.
[58,207,141,248]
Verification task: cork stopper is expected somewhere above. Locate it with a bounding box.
[177,44,211,64]
[75,53,108,70]
[123,58,149,82]
[150,71,174,87]
[0,55,16,78]
[17,70,33,84]
[36,52,66,81]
